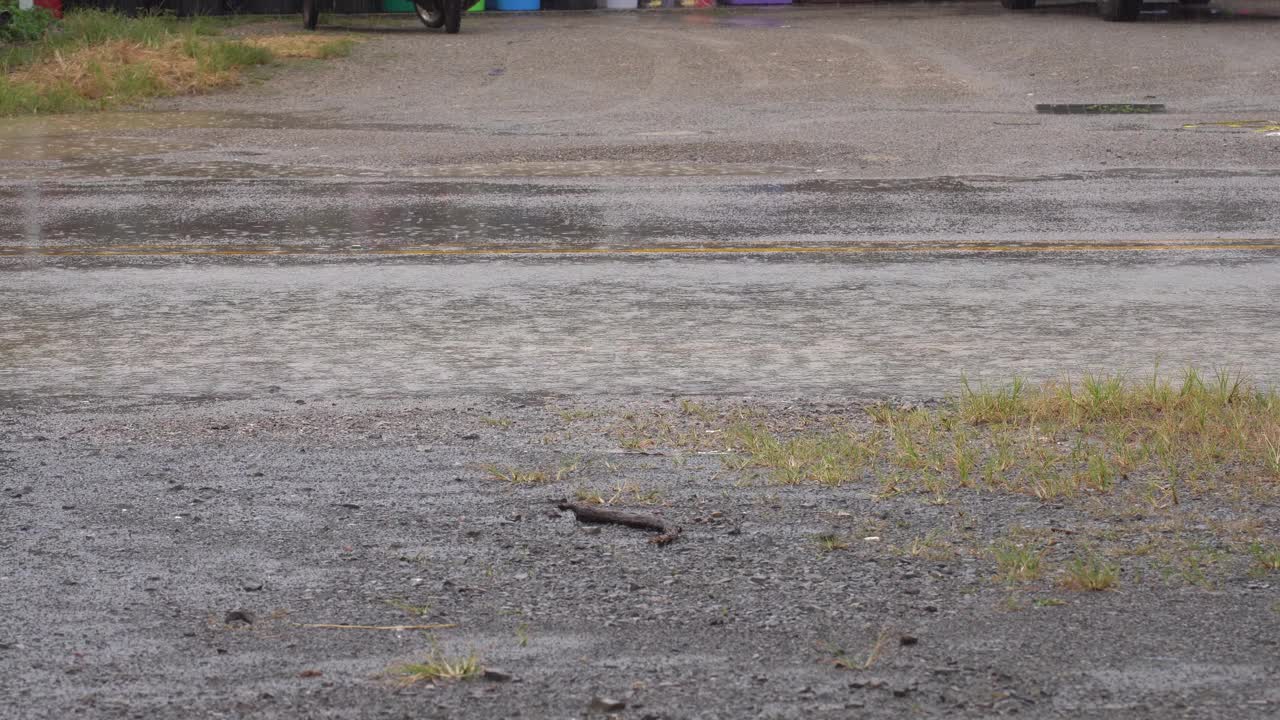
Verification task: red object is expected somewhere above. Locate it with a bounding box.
[34,0,63,19]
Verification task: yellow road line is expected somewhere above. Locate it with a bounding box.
[3,241,1280,258]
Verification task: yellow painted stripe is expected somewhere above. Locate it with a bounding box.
[2,241,1280,258]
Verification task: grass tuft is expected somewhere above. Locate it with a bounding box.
[992,541,1045,583]
[723,424,879,487]
[1249,542,1280,573]
[1062,553,1119,591]
[392,651,482,684]
[815,532,849,553]
[484,464,548,485]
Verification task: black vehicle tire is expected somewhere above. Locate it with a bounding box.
[443,0,462,34]
[302,0,319,31]
[1098,0,1141,20]
[1000,0,1036,9]
[1178,0,1210,4]
[415,0,446,29]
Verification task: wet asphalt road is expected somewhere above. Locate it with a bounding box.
[3,4,1280,405]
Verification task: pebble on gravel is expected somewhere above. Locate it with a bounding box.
[224,609,255,625]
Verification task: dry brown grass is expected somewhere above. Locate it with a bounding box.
[2,20,356,115]
[8,40,234,101]
[244,35,356,60]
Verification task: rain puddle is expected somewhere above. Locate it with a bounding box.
[1036,103,1166,115]
[0,158,808,181]
[0,110,460,165]
[0,110,806,179]
[397,160,807,178]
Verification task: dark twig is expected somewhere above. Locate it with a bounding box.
[555,501,681,545]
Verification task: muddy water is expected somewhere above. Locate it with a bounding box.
[0,110,805,178]
[3,171,1279,252]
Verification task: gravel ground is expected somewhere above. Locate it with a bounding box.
[3,396,1277,719]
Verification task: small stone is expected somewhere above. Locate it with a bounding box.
[61,504,75,510]
[581,527,602,536]
[298,670,323,679]
[710,511,723,519]
[242,582,264,592]
[336,503,361,510]
[224,609,254,625]
[749,575,768,585]
[900,635,918,646]
[588,697,626,713]
[460,433,480,440]
[482,668,513,682]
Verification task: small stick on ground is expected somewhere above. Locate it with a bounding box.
[297,623,457,631]
[556,500,681,545]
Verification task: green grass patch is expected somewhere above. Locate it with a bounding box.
[1,9,354,116]
[0,1,57,45]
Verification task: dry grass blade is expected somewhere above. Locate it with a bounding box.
[831,629,893,671]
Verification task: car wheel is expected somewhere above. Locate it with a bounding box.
[415,0,446,29]
[302,0,319,31]
[1000,0,1037,9]
[1098,0,1141,21]
[443,0,462,34]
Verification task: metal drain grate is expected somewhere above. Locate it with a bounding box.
[1036,103,1167,115]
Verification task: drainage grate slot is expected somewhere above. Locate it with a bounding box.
[1035,103,1167,115]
